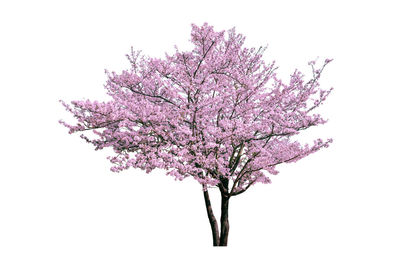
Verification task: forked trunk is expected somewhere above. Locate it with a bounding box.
[202,187,230,246]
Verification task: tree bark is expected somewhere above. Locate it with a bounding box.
[203,188,220,246]
[219,195,230,246]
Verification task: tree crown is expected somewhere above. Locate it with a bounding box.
[60,23,333,196]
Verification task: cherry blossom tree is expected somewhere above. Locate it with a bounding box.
[60,23,333,246]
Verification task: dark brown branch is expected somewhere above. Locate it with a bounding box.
[228,145,238,168]
[81,119,123,131]
[231,177,258,196]
[229,149,264,196]
[193,41,215,78]
[267,153,302,167]
[127,86,179,108]
[229,143,244,174]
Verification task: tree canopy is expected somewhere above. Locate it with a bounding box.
[60,23,333,197]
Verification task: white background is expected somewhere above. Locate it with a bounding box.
[1,0,399,266]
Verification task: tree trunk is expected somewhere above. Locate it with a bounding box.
[219,195,230,246]
[203,186,231,246]
[203,188,220,246]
